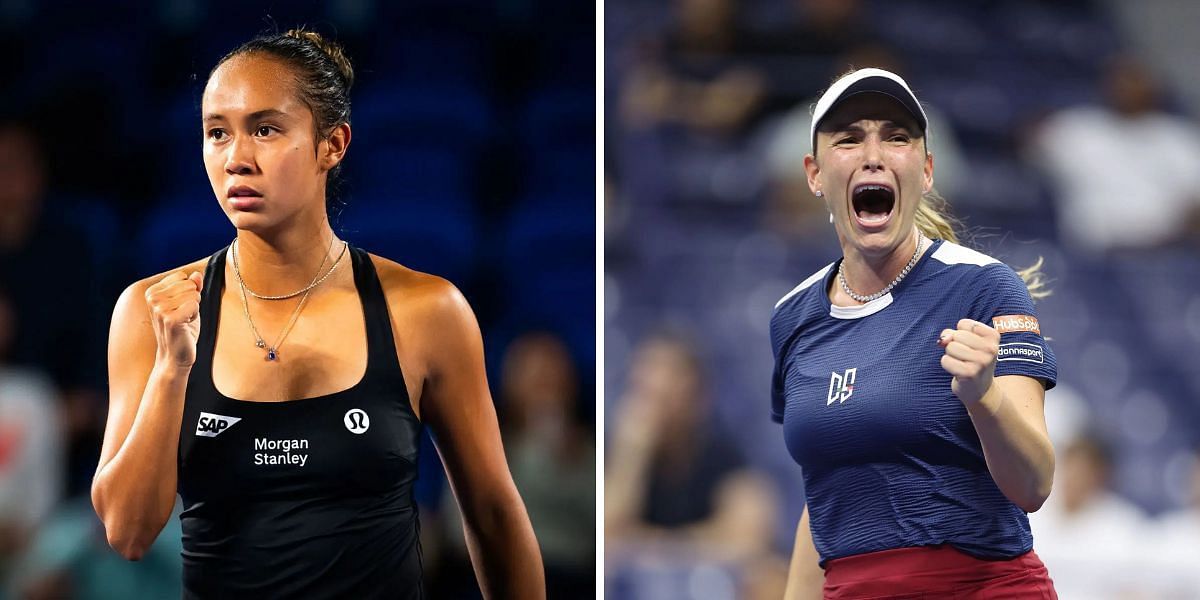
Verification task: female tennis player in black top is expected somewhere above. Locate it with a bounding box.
[90,29,545,598]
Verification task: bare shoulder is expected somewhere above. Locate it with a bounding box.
[368,254,475,326]
[100,255,214,473]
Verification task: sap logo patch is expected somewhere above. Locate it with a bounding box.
[997,343,1044,364]
[196,412,242,437]
[992,315,1041,335]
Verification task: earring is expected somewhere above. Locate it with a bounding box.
[815,190,823,197]
[829,213,834,223]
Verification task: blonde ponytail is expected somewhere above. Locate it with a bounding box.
[917,189,1050,300]
[1015,256,1050,300]
[915,189,960,244]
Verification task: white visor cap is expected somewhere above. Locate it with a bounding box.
[810,68,928,152]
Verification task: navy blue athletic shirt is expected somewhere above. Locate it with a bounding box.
[178,245,424,599]
[770,240,1057,565]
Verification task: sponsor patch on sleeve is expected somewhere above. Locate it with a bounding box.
[992,314,1041,335]
[997,342,1044,363]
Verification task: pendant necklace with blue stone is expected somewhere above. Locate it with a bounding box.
[231,237,349,361]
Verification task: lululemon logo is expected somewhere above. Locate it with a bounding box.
[344,409,370,434]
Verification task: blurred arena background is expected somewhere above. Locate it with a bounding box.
[605,0,1200,598]
[0,1,594,598]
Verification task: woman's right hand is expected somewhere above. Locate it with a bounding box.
[145,271,203,368]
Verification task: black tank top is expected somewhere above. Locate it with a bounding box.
[178,245,424,599]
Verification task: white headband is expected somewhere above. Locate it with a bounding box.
[810,68,928,152]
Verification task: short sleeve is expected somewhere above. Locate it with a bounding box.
[771,360,786,423]
[968,264,1057,390]
[769,309,792,424]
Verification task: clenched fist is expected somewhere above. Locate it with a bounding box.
[938,318,999,405]
[145,271,203,368]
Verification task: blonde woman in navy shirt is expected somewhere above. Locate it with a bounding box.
[772,69,1058,599]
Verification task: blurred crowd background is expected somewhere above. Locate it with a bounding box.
[0,0,594,598]
[605,0,1200,598]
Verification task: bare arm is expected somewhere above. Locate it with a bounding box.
[91,270,203,559]
[784,506,824,600]
[963,376,1055,512]
[606,392,759,552]
[602,390,664,539]
[415,280,544,599]
[940,319,1055,512]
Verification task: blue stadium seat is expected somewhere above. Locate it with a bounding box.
[523,146,594,197]
[135,192,235,277]
[499,201,596,362]
[53,195,121,278]
[347,145,474,200]
[374,33,487,85]
[337,194,478,286]
[353,82,492,149]
[519,85,594,150]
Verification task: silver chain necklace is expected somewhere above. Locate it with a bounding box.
[231,237,348,300]
[838,230,925,304]
[230,238,348,361]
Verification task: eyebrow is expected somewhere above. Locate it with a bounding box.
[829,120,913,133]
[202,109,288,123]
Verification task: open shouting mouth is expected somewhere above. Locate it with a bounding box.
[851,183,895,231]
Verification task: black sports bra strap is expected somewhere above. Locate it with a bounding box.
[197,246,229,361]
[349,247,404,383]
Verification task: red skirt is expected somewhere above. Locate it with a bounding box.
[822,545,1058,599]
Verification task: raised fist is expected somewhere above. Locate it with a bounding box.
[145,271,203,368]
[938,318,1000,405]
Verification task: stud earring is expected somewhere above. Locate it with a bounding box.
[815,190,823,197]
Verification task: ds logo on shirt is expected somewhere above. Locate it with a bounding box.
[196,412,241,437]
[827,368,857,405]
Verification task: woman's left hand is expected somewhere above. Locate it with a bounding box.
[938,318,1000,405]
